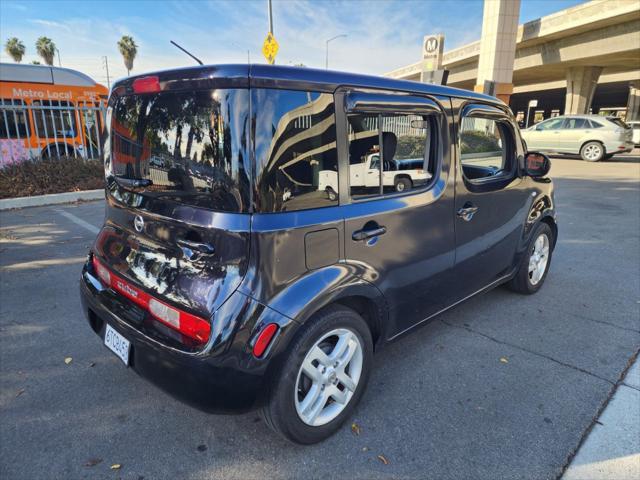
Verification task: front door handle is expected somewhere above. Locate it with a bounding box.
[457,203,479,221]
[352,226,387,241]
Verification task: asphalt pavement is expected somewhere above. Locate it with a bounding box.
[0,154,639,480]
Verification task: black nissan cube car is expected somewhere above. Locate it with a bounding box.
[80,64,557,444]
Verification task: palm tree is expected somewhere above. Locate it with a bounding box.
[117,35,137,75]
[35,37,56,66]
[4,37,26,62]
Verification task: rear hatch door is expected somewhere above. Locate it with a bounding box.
[94,79,252,347]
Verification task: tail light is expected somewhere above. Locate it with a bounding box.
[132,76,161,94]
[92,256,111,285]
[91,255,210,344]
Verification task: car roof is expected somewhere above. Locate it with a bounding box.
[112,64,504,106]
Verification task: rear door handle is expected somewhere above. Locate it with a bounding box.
[177,238,215,254]
[352,226,387,241]
[457,204,479,221]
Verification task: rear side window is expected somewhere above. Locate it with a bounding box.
[347,113,434,199]
[565,118,587,129]
[110,89,251,213]
[588,120,604,128]
[252,89,338,213]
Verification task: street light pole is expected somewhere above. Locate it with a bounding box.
[102,56,111,90]
[267,0,274,64]
[267,0,274,34]
[325,34,347,69]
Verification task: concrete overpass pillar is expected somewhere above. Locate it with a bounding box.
[627,81,640,122]
[474,0,520,104]
[564,67,602,115]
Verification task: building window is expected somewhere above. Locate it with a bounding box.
[347,112,435,199]
[252,89,338,213]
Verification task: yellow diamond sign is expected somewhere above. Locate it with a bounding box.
[262,32,279,65]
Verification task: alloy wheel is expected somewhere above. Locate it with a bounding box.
[294,328,363,426]
[528,233,550,286]
[583,143,602,161]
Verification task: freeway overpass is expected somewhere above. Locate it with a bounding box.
[386,0,640,122]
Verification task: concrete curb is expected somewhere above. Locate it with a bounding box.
[0,189,104,211]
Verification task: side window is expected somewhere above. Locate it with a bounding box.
[537,118,564,131]
[252,89,338,213]
[0,99,28,138]
[460,115,515,180]
[589,120,604,128]
[347,112,434,199]
[566,118,587,129]
[32,100,78,139]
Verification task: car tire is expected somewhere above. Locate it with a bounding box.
[261,305,373,444]
[395,177,412,192]
[507,222,554,294]
[579,141,605,162]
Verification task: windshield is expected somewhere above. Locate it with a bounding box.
[109,88,251,212]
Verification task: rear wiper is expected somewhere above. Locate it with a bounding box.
[108,175,153,189]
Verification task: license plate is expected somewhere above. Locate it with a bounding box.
[104,324,130,365]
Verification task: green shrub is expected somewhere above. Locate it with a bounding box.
[0,157,104,199]
[461,131,501,154]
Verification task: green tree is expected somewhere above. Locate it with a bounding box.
[4,37,26,62]
[35,37,56,66]
[31,60,41,65]
[117,35,137,75]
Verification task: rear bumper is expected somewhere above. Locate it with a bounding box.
[79,261,294,414]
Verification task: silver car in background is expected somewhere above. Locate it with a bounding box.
[521,115,634,162]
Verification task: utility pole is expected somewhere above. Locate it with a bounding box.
[56,48,62,67]
[102,56,111,90]
[267,0,274,64]
[325,34,347,70]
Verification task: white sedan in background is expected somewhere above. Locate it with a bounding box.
[521,115,634,161]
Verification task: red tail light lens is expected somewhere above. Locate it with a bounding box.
[253,323,279,357]
[91,255,210,344]
[132,76,161,94]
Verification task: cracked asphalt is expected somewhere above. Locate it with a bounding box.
[1,155,639,480]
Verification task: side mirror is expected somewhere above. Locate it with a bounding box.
[524,152,551,177]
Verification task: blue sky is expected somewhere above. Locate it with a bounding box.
[1,0,587,86]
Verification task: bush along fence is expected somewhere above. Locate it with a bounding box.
[0,98,106,168]
[0,100,107,198]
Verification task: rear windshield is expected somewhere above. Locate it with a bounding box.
[109,89,250,212]
[607,117,629,129]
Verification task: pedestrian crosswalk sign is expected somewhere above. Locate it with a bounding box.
[262,32,279,65]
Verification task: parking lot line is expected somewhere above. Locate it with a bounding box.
[54,208,100,234]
